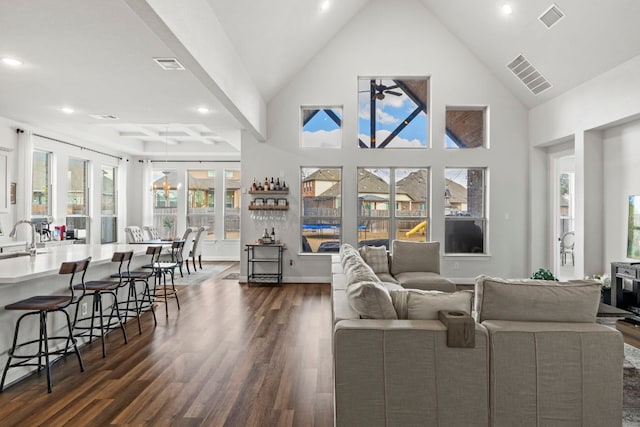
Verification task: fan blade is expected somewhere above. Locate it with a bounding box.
[385,90,402,96]
[385,84,400,90]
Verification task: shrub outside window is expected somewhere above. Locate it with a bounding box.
[101,165,117,244]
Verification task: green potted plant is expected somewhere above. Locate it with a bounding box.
[530,268,558,281]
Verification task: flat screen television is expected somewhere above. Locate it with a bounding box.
[628,195,640,259]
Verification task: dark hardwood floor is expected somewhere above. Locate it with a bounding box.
[0,263,333,427]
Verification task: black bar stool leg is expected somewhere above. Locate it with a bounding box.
[40,312,52,393]
[61,309,84,372]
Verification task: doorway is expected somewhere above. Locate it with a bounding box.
[554,156,576,279]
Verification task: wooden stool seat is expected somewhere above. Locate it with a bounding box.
[73,252,131,357]
[5,295,72,311]
[0,259,89,393]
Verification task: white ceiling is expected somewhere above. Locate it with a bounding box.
[1,0,640,156]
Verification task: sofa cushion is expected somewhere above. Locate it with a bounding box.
[360,245,390,274]
[390,289,473,320]
[346,280,398,319]
[394,272,456,292]
[376,272,399,284]
[391,240,440,275]
[475,276,601,323]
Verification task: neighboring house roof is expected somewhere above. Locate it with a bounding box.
[303,169,340,182]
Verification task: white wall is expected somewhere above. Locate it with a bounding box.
[603,119,640,267]
[530,54,640,276]
[240,0,530,282]
[0,117,19,244]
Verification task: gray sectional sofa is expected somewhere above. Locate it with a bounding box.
[332,244,624,426]
[359,240,456,292]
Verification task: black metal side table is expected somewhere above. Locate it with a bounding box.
[245,243,286,286]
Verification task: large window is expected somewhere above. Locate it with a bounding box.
[101,165,117,243]
[224,169,240,239]
[188,170,215,240]
[446,107,487,149]
[301,106,342,148]
[152,169,178,237]
[358,77,429,148]
[32,150,51,216]
[444,168,487,254]
[67,158,89,240]
[301,167,342,253]
[358,168,429,249]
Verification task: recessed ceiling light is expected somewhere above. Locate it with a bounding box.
[60,107,75,114]
[197,107,210,114]
[320,0,330,12]
[1,57,23,67]
[501,4,513,15]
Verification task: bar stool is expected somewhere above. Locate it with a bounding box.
[151,240,183,317]
[112,249,158,332]
[0,258,89,393]
[73,252,130,358]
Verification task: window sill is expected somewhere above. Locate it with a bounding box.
[444,253,491,259]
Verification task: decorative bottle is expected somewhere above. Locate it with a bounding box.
[264,177,269,191]
[270,227,276,243]
[270,177,275,191]
[275,178,281,190]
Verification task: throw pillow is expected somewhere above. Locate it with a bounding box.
[361,245,389,274]
[345,260,379,286]
[390,289,473,320]
[346,280,398,319]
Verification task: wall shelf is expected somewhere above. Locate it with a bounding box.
[248,205,288,211]
[248,190,289,195]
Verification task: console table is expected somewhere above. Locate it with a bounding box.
[245,243,285,286]
[611,262,640,311]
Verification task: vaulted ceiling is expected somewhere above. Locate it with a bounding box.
[0,0,639,156]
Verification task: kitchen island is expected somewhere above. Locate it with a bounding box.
[0,243,154,389]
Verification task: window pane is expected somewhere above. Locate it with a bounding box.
[358,78,429,148]
[445,108,486,149]
[67,158,88,215]
[445,168,486,254]
[188,170,215,240]
[152,170,178,237]
[101,165,116,215]
[224,169,241,239]
[301,107,342,148]
[358,168,390,247]
[32,151,50,216]
[101,217,117,244]
[394,168,429,242]
[301,167,342,253]
[101,165,117,244]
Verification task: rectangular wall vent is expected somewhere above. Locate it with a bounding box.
[153,57,185,71]
[539,4,565,29]
[506,54,552,95]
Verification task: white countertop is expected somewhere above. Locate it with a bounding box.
[0,244,150,284]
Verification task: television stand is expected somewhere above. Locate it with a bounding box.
[610,262,640,309]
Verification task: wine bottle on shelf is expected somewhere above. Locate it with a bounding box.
[264,177,269,191]
[275,178,281,190]
[269,177,275,191]
[282,180,287,191]
[252,178,257,191]
[270,227,276,243]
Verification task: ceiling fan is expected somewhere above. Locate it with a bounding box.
[361,80,403,100]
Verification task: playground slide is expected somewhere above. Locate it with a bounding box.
[405,220,427,237]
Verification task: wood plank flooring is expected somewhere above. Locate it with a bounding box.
[0,263,333,427]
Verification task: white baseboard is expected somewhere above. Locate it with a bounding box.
[239,276,331,284]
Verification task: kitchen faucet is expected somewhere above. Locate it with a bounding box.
[9,220,37,255]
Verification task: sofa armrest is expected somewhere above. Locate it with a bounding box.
[333,320,489,427]
[482,320,623,427]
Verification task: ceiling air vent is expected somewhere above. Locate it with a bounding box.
[153,57,185,71]
[539,4,565,29]
[89,114,119,120]
[506,54,552,95]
